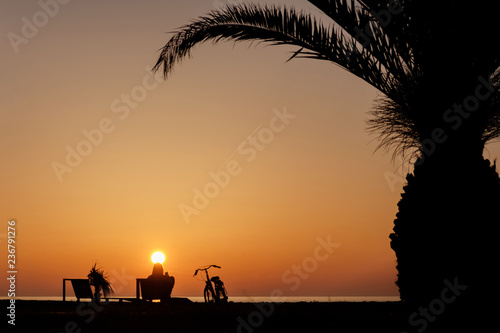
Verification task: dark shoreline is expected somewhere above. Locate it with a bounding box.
[4,299,411,332]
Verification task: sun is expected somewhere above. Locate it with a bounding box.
[151,251,165,264]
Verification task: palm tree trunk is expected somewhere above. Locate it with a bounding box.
[93,285,101,303]
[391,148,500,329]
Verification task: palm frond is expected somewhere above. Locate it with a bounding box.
[482,70,500,144]
[308,0,413,84]
[88,262,114,298]
[153,1,500,158]
[367,95,420,161]
[153,4,392,95]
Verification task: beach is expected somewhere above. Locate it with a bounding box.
[3,300,410,333]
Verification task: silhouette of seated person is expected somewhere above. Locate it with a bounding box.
[145,263,175,302]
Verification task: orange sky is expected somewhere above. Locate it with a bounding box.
[2,0,498,298]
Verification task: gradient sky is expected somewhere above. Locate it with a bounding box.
[2,0,498,298]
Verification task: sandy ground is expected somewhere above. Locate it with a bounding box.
[2,299,468,333]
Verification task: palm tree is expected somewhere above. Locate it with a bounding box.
[88,262,114,302]
[153,0,499,326]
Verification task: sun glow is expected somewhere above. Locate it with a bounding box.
[151,251,165,264]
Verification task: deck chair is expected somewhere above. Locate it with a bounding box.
[137,277,175,302]
[63,278,93,302]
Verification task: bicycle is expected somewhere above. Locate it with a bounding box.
[193,264,228,303]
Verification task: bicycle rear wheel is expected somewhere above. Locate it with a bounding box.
[219,287,228,303]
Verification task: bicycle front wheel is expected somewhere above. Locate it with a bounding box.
[204,287,215,303]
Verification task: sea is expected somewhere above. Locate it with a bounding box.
[3,296,400,302]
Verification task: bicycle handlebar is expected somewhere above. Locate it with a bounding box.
[193,264,221,277]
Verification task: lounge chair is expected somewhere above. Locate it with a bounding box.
[63,278,93,302]
[136,276,175,302]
